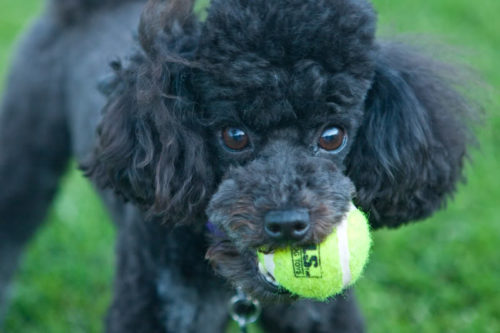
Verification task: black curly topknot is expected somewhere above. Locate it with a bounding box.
[85,0,477,230]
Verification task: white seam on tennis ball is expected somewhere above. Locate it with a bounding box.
[337,212,352,287]
[263,252,276,278]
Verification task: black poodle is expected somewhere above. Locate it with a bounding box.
[0,0,478,332]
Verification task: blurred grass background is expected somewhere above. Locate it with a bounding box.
[0,0,499,332]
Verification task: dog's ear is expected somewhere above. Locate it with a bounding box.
[84,0,212,222]
[347,42,478,229]
[139,0,196,57]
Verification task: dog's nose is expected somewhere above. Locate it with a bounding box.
[264,209,310,242]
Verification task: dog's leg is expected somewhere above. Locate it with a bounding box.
[260,289,365,333]
[105,210,230,333]
[0,18,70,323]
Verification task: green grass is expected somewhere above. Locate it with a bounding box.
[1,0,499,332]
[2,168,114,333]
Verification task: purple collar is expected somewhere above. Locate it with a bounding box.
[206,221,226,238]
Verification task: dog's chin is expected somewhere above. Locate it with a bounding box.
[205,237,297,303]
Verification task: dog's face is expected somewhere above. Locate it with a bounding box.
[86,0,474,302]
[204,127,357,300]
[194,0,376,300]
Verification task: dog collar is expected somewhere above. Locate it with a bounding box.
[205,223,261,332]
[205,221,226,238]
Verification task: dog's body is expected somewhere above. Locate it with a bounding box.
[0,0,478,332]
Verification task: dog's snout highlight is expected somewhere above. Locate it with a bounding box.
[264,209,311,242]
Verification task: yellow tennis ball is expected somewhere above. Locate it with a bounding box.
[257,204,371,301]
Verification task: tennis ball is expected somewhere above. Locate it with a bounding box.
[257,204,371,301]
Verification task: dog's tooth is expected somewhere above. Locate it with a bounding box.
[266,273,279,287]
[258,261,268,275]
[263,253,276,279]
[264,273,279,286]
[258,255,280,288]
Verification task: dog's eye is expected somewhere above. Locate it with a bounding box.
[221,128,250,151]
[318,126,347,152]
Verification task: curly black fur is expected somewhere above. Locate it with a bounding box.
[348,42,475,227]
[84,33,214,222]
[0,0,479,331]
